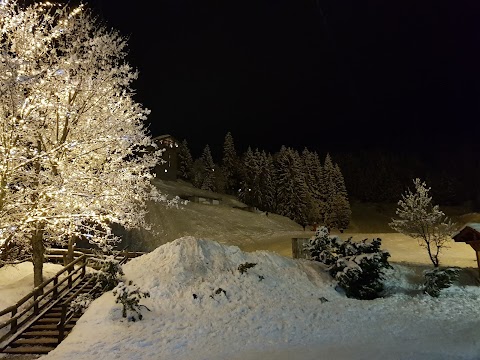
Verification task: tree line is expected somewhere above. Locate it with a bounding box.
[178,134,477,209]
[176,132,351,232]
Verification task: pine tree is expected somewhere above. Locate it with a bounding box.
[177,139,194,181]
[322,154,351,232]
[274,146,309,226]
[257,150,276,212]
[305,227,392,300]
[221,132,239,195]
[200,145,216,192]
[322,153,336,230]
[301,148,323,226]
[238,147,257,206]
[332,164,351,232]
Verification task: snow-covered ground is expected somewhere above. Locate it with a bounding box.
[1,234,479,360]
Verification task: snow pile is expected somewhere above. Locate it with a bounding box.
[41,237,480,360]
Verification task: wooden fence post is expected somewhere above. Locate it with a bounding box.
[53,277,58,299]
[58,304,67,344]
[292,238,310,259]
[33,289,39,314]
[11,308,17,333]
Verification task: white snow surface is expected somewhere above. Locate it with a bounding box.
[21,236,479,360]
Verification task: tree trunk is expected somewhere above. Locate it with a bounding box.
[31,226,45,288]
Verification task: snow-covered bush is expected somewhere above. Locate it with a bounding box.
[424,267,460,297]
[93,256,124,294]
[113,280,151,321]
[69,293,94,314]
[305,226,392,300]
[304,226,341,265]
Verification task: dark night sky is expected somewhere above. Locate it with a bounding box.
[81,0,480,158]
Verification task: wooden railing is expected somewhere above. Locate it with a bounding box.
[0,255,88,346]
[45,247,146,267]
[0,248,145,349]
[56,274,97,343]
[55,254,131,343]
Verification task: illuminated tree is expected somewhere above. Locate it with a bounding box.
[389,178,456,268]
[0,1,176,286]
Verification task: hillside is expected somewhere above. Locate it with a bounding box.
[112,179,480,269]
[115,179,308,253]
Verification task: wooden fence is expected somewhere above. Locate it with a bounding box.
[45,247,146,269]
[0,249,141,350]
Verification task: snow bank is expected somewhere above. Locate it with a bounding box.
[41,237,480,360]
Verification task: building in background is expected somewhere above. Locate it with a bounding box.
[152,134,178,181]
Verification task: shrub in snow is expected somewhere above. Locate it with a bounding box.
[93,256,124,294]
[70,293,94,314]
[238,262,257,274]
[113,280,151,321]
[305,226,392,300]
[424,267,460,297]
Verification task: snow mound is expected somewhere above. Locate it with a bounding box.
[123,236,339,307]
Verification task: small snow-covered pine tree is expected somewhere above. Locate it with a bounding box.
[305,226,392,300]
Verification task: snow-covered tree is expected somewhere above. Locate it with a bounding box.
[238,147,257,206]
[274,146,308,226]
[305,226,392,300]
[321,153,335,225]
[199,145,216,192]
[329,164,351,232]
[177,139,193,181]
[0,1,176,286]
[301,148,323,225]
[256,150,276,212]
[389,178,457,268]
[322,154,351,232]
[221,132,239,195]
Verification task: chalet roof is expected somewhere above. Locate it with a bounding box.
[452,223,480,243]
[152,134,175,141]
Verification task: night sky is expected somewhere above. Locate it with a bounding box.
[81,0,480,158]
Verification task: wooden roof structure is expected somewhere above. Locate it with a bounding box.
[453,223,480,276]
